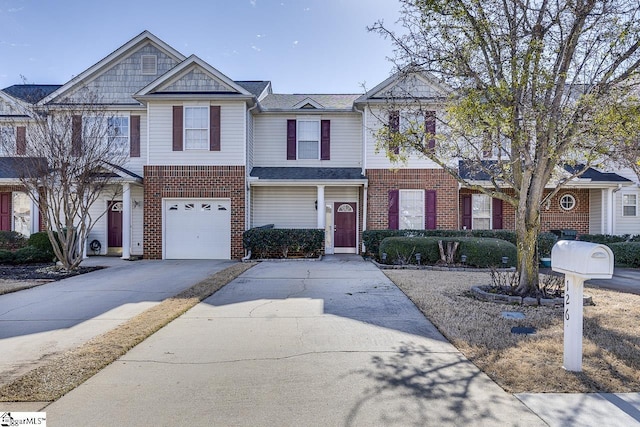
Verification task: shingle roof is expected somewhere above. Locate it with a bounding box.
[250,167,365,181]
[2,85,62,103]
[259,94,360,111]
[235,81,270,98]
[0,157,47,178]
[458,160,631,183]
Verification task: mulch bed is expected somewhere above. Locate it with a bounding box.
[0,263,103,281]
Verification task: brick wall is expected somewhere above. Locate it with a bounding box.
[143,165,246,259]
[458,188,590,233]
[366,169,459,230]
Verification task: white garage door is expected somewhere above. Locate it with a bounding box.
[164,198,231,259]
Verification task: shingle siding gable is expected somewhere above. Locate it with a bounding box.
[57,44,180,104]
[161,68,236,93]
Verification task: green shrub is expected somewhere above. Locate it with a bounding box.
[0,230,28,251]
[0,249,14,264]
[12,246,54,264]
[28,231,55,254]
[243,228,324,259]
[609,242,640,267]
[537,232,558,258]
[577,234,629,244]
[379,236,517,268]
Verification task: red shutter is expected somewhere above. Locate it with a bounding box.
[425,111,436,149]
[0,193,10,231]
[320,119,330,160]
[492,198,503,230]
[462,194,472,230]
[172,106,183,151]
[286,119,296,160]
[130,115,140,157]
[72,115,82,156]
[388,189,399,230]
[425,190,437,230]
[210,106,221,151]
[16,126,26,155]
[389,111,400,154]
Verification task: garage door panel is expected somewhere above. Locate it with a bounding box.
[164,199,231,259]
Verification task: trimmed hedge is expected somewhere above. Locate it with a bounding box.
[243,228,324,259]
[608,242,640,267]
[28,231,55,255]
[0,231,28,251]
[0,246,54,265]
[378,236,517,268]
[578,234,631,244]
[363,229,556,260]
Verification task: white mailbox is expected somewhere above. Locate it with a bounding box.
[551,240,613,280]
[551,240,614,372]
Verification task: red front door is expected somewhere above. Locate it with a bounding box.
[0,193,10,231]
[108,201,123,247]
[334,202,356,248]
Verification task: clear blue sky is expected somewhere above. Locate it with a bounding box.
[0,0,403,94]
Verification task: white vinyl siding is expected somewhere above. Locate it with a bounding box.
[253,114,362,167]
[365,105,445,170]
[399,190,424,230]
[589,189,603,234]
[615,190,640,235]
[251,187,317,229]
[121,111,146,176]
[130,185,144,255]
[147,101,245,165]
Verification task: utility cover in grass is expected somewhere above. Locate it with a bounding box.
[511,326,536,335]
[502,311,525,319]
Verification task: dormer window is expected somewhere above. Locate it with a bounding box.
[141,55,157,75]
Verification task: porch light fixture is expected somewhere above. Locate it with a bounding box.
[315,200,317,210]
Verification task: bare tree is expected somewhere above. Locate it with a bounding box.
[0,89,128,270]
[370,0,640,295]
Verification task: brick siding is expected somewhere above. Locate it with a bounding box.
[366,169,459,230]
[143,165,245,259]
[458,188,590,234]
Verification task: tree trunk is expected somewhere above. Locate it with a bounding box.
[515,203,541,296]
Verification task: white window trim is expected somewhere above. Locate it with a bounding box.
[399,189,425,230]
[107,115,130,154]
[622,193,637,217]
[184,106,210,150]
[296,117,320,160]
[559,194,576,211]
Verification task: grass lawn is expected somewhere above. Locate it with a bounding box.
[384,269,640,393]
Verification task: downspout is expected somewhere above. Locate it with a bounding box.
[354,103,367,252]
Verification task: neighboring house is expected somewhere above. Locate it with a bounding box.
[1,31,638,260]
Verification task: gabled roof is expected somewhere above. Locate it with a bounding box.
[356,69,452,104]
[563,164,631,183]
[250,167,366,181]
[2,85,61,103]
[40,30,186,105]
[259,94,360,111]
[134,55,252,98]
[235,81,272,100]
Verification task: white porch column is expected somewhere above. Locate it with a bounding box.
[317,185,325,229]
[121,183,131,259]
[31,193,40,234]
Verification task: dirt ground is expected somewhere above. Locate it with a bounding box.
[384,269,640,393]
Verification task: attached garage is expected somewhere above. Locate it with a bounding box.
[163,198,231,259]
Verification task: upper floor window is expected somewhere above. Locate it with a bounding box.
[623,194,637,217]
[389,110,436,152]
[184,106,209,150]
[83,116,129,154]
[0,126,14,155]
[297,120,319,159]
[107,116,129,153]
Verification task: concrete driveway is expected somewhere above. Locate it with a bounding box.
[43,256,544,426]
[0,257,233,386]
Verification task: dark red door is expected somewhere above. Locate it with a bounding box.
[0,193,10,231]
[334,202,356,248]
[108,201,123,247]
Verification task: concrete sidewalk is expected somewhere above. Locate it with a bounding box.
[0,257,233,388]
[40,256,546,426]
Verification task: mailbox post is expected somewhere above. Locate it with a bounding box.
[551,241,613,372]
